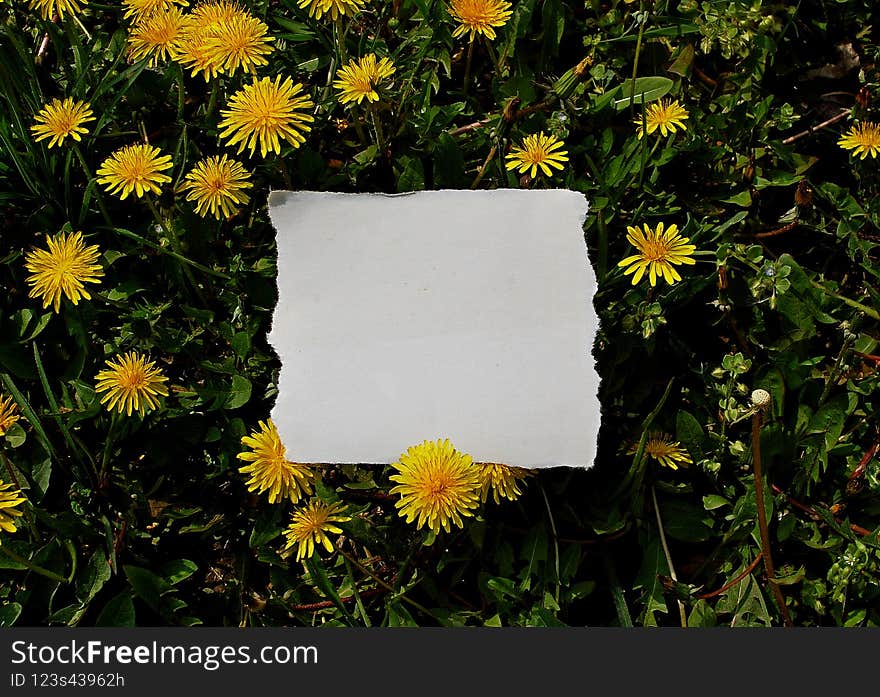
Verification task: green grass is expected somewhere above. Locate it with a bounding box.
[1,0,879,627]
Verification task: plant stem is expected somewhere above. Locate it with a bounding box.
[484,35,502,76]
[334,15,349,65]
[145,196,206,303]
[751,410,793,627]
[73,145,112,226]
[629,2,648,115]
[205,80,220,119]
[470,143,498,188]
[370,102,386,157]
[176,64,186,122]
[809,280,880,321]
[463,39,475,97]
[0,545,69,584]
[651,485,687,627]
[336,546,437,621]
[113,227,230,279]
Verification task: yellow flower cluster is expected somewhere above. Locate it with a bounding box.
[234,424,529,563]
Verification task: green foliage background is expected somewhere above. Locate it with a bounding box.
[1,0,880,627]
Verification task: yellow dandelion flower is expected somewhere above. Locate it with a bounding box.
[127,6,193,66]
[203,13,273,76]
[476,462,531,504]
[190,0,242,27]
[176,31,219,79]
[628,432,692,470]
[281,500,351,563]
[122,0,188,21]
[618,222,696,287]
[389,438,482,535]
[297,0,365,21]
[0,480,27,535]
[237,420,315,504]
[634,98,689,139]
[505,131,569,178]
[333,53,396,105]
[95,351,169,416]
[176,2,250,79]
[838,122,880,160]
[179,155,252,219]
[96,143,173,200]
[30,98,95,149]
[218,76,315,158]
[27,0,84,20]
[0,395,20,437]
[24,231,103,313]
[448,0,513,41]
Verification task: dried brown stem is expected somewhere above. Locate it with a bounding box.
[752,412,793,626]
[696,552,763,600]
[781,109,851,145]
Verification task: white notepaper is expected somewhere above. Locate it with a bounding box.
[267,189,598,468]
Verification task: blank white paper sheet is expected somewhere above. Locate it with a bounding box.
[267,189,599,468]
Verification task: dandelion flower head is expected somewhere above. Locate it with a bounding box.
[505,131,569,179]
[281,500,350,562]
[448,0,513,41]
[237,420,315,504]
[27,0,84,21]
[201,12,274,76]
[0,395,20,437]
[838,122,880,160]
[24,231,103,313]
[333,54,396,105]
[617,222,696,287]
[179,155,252,219]
[30,98,95,149]
[634,99,689,139]
[95,352,170,416]
[477,463,531,504]
[218,75,315,157]
[628,432,692,470]
[297,0,365,21]
[127,5,193,66]
[389,438,482,535]
[0,480,26,536]
[122,0,188,21]
[96,143,173,200]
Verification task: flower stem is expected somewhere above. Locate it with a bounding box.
[370,102,386,158]
[73,145,112,227]
[463,38,475,97]
[334,15,349,65]
[0,544,69,584]
[145,196,206,304]
[483,35,502,76]
[205,79,220,119]
[751,410,793,627]
[175,63,186,122]
[651,485,687,627]
[629,2,648,115]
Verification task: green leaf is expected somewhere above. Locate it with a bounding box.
[76,551,111,606]
[95,592,136,627]
[0,603,22,627]
[124,565,170,614]
[160,559,198,585]
[304,556,355,626]
[225,375,252,410]
[610,77,674,109]
[634,537,669,627]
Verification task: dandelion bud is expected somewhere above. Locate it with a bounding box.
[751,389,771,411]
